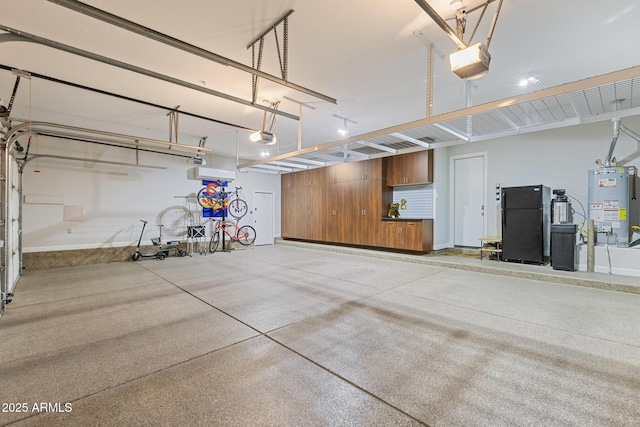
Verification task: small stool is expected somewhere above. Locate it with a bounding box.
[478,237,502,261]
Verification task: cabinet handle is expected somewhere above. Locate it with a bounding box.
[362,210,366,216]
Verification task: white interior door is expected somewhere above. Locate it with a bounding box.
[453,155,486,247]
[252,191,274,246]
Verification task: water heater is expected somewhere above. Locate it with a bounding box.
[587,166,639,245]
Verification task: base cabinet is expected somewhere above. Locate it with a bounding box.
[381,220,432,252]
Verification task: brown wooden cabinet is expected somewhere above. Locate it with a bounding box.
[281,168,323,240]
[299,168,323,240]
[326,163,350,184]
[281,155,433,253]
[349,159,380,182]
[386,150,433,186]
[324,181,349,243]
[381,220,433,252]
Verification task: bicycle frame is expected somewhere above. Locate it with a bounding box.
[217,221,243,240]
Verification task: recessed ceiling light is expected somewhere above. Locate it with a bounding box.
[519,76,541,87]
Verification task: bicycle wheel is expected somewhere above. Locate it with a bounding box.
[209,230,221,253]
[237,225,256,246]
[228,198,248,219]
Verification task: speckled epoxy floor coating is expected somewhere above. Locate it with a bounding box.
[1,244,639,426]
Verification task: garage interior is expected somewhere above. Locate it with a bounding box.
[1,1,640,426]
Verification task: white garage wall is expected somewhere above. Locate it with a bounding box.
[434,116,640,247]
[21,135,280,252]
[432,147,451,249]
[21,117,640,253]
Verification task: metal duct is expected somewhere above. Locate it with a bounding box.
[605,119,620,166]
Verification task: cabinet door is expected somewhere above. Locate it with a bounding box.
[281,173,297,238]
[326,163,350,184]
[397,221,423,251]
[282,173,294,189]
[325,181,350,243]
[382,221,400,248]
[304,169,324,241]
[358,179,382,246]
[358,158,382,182]
[386,156,405,186]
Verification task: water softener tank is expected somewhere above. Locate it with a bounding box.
[551,189,572,223]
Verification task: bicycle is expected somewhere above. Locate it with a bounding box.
[197,183,225,211]
[227,186,248,219]
[197,184,248,219]
[209,219,256,253]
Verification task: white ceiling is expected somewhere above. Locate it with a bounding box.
[2,0,640,168]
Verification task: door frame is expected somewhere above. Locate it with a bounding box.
[449,152,488,247]
[252,190,275,245]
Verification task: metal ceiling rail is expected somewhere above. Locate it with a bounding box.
[45,0,337,105]
[0,64,256,132]
[5,121,213,154]
[238,65,640,172]
[24,153,167,170]
[0,29,299,121]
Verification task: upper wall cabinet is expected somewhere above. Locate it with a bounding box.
[385,150,433,186]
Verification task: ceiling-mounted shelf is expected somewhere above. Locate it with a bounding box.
[239,65,640,173]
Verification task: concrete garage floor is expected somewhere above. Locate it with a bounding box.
[1,243,639,426]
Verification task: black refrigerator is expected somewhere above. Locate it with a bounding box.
[501,185,551,264]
